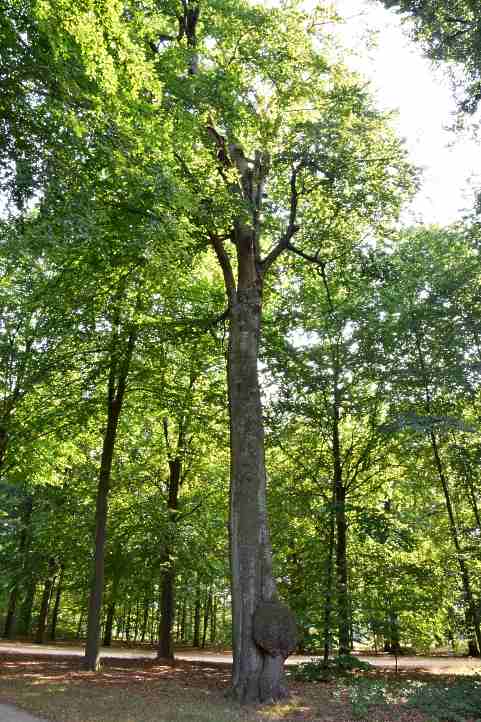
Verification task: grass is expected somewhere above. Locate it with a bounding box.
[0,653,480,722]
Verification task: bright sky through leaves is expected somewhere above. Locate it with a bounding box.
[332,0,481,225]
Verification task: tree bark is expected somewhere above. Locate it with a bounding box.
[193,583,201,648]
[323,490,336,665]
[228,269,289,703]
[49,565,64,642]
[202,589,212,649]
[103,601,116,647]
[430,431,481,656]
[157,454,182,660]
[3,586,19,639]
[84,324,136,671]
[35,558,56,644]
[3,494,33,639]
[18,579,36,637]
[415,331,481,656]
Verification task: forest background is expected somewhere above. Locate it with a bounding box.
[1,0,481,706]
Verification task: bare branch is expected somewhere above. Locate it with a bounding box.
[261,165,300,273]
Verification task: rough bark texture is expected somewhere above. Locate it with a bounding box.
[228,270,292,703]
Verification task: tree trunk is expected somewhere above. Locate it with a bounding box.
[3,494,33,639]
[84,326,136,671]
[210,595,217,645]
[140,594,150,643]
[193,583,201,648]
[323,491,336,666]
[331,354,350,656]
[49,566,64,642]
[3,587,19,639]
[228,272,291,703]
[84,404,120,668]
[18,579,36,637]
[335,483,350,655]
[415,332,481,656]
[430,431,481,656]
[157,455,181,660]
[202,590,212,649]
[103,601,116,647]
[35,558,56,644]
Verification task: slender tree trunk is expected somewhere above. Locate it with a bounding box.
[3,587,19,639]
[140,594,150,643]
[323,491,336,666]
[84,405,120,667]
[193,583,201,648]
[202,590,212,649]
[133,599,140,642]
[103,601,116,647]
[335,483,350,654]
[430,432,481,656]
[84,327,136,671]
[35,558,56,644]
[18,579,36,637]
[3,495,33,639]
[332,378,349,655]
[76,609,85,640]
[157,454,181,660]
[210,595,217,645]
[125,603,132,642]
[414,332,481,656]
[49,565,65,642]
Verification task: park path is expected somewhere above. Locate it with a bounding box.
[0,703,47,722]
[0,641,481,675]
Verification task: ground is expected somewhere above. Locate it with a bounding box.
[0,645,480,722]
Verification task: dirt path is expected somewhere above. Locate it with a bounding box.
[0,641,480,675]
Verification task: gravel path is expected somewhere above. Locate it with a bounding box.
[0,641,480,674]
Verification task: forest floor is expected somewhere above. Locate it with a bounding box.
[0,650,480,722]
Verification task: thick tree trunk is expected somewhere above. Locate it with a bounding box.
[228,276,290,703]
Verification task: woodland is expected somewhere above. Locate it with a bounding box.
[1,0,481,710]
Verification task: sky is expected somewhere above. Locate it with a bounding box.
[329,0,481,225]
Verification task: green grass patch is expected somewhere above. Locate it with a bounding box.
[345,675,481,721]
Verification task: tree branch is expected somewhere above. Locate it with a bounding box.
[261,165,300,273]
